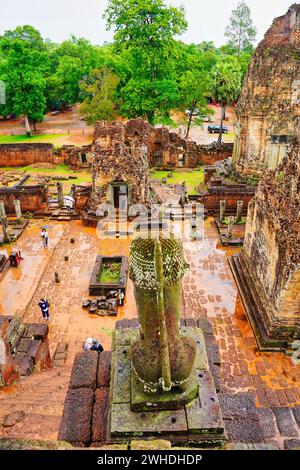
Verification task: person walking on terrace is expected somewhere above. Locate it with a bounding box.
[38,298,50,321]
[41,228,49,248]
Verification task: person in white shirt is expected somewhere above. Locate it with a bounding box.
[41,228,49,248]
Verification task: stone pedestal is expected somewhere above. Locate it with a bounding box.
[108,325,227,446]
[236,200,243,222]
[13,199,22,222]
[219,200,226,221]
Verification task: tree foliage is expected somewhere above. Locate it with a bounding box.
[104,0,187,124]
[225,1,257,55]
[0,3,256,130]
[79,66,120,124]
[210,57,242,144]
[0,25,48,132]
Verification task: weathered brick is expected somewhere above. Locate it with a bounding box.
[96,351,112,388]
[92,387,110,443]
[58,388,94,443]
[272,407,298,437]
[69,351,98,390]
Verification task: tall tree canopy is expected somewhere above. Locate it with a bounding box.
[210,57,242,144]
[178,44,217,137]
[104,0,187,124]
[225,1,257,55]
[0,25,49,134]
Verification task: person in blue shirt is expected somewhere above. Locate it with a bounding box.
[90,339,103,353]
[38,298,50,321]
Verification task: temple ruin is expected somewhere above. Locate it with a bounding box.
[231,122,300,351]
[233,4,300,175]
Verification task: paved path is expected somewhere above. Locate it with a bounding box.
[0,209,299,445]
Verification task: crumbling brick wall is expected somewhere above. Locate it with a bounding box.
[94,118,232,169]
[89,122,151,210]
[0,185,49,213]
[233,4,300,176]
[241,136,300,338]
[0,143,56,167]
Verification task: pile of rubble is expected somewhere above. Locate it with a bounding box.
[82,292,119,316]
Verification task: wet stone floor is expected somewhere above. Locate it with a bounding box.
[0,215,299,448]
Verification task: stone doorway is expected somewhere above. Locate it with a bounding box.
[112,183,129,210]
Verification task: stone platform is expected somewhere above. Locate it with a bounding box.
[229,255,296,354]
[108,325,227,447]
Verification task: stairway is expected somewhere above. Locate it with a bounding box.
[0,366,71,441]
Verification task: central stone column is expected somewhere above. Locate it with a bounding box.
[108,234,226,445]
[130,237,197,395]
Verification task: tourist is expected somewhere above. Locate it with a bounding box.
[41,228,49,248]
[117,289,125,306]
[38,298,50,321]
[83,337,93,351]
[90,339,104,353]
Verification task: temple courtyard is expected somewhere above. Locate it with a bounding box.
[0,191,299,448]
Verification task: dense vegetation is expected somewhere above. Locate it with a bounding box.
[0,1,256,137]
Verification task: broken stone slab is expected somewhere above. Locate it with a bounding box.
[69,351,99,390]
[14,354,34,376]
[25,323,49,341]
[3,410,26,427]
[58,388,94,444]
[219,393,264,443]
[26,340,43,362]
[272,407,299,438]
[16,338,32,354]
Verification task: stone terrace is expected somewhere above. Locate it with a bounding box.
[0,212,299,447]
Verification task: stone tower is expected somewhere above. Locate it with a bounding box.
[233,4,300,175]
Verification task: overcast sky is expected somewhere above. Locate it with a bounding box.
[0,0,295,46]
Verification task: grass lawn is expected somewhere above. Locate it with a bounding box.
[151,169,204,195]
[98,262,121,283]
[0,134,67,144]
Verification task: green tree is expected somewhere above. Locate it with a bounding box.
[46,36,109,110]
[210,57,242,145]
[178,46,217,137]
[225,1,257,55]
[79,66,120,124]
[0,25,48,134]
[104,0,187,124]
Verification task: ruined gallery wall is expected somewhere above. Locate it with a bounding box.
[233,4,300,175]
[94,119,233,169]
[0,187,49,213]
[0,144,58,167]
[197,189,254,214]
